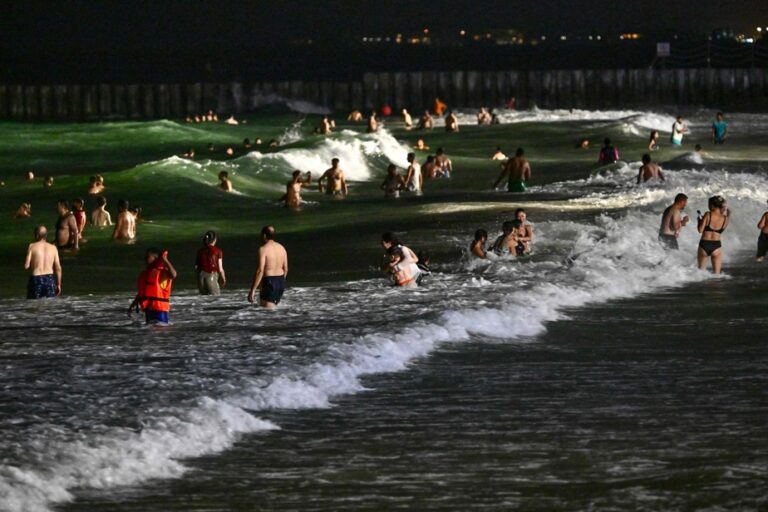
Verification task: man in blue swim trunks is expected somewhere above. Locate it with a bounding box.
[248,226,288,309]
[712,112,728,145]
[24,225,62,299]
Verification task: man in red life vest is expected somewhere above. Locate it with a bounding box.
[128,248,178,324]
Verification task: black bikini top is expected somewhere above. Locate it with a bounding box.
[704,215,726,234]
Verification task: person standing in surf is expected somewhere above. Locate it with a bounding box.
[493,148,531,193]
[697,195,729,274]
[55,200,79,251]
[285,170,312,208]
[248,226,288,309]
[404,153,423,195]
[318,158,348,198]
[755,204,768,262]
[712,112,728,145]
[470,229,488,259]
[381,164,406,198]
[367,111,378,133]
[24,225,62,299]
[128,248,178,324]
[112,199,136,242]
[671,116,688,146]
[515,208,534,253]
[659,193,690,250]
[434,148,453,178]
[637,154,665,184]
[597,138,620,166]
[195,231,226,295]
[380,233,420,281]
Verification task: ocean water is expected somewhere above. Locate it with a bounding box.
[1,109,767,511]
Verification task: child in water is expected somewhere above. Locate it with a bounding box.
[387,246,418,288]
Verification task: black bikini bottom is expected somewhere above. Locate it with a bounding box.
[699,240,722,256]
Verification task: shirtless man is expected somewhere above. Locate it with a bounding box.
[477,108,492,125]
[286,170,312,208]
[318,158,348,198]
[515,208,534,253]
[404,153,423,194]
[470,229,488,259]
[637,153,665,184]
[445,111,459,133]
[493,148,531,193]
[491,147,507,161]
[418,110,434,130]
[422,155,438,179]
[91,196,112,227]
[434,148,453,178]
[55,200,79,250]
[218,171,233,192]
[381,165,406,198]
[319,115,333,135]
[248,226,289,309]
[348,110,363,122]
[402,109,413,129]
[15,203,32,219]
[367,112,378,133]
[24,225,62,299]
[658,193,690,250]
[112,199,136,242]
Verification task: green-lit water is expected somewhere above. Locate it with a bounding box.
[1,109,767,511]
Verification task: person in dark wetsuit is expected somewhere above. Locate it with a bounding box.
[659,193,690,250]
[697,195,729,274]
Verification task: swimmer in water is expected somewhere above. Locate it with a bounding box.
[477,107,492,125]
[25,225,62,299]
[381,164,406,198]
[422,155,438,180]
[386,246,418,288]
[648,130,660,151]
[87,175,105,195]
[490,221,524,256]
[195,230,226,295]
[243,138,252,149]
[435,148,453,178]
[127,248,178,324]
[577,139,590,150]
[671,115,688,146]
[445,111,459,133]
[348,110,363,122]
[597,138,620,166]
[658,193,689,250]
[72,198,87,242]
[44,176,54,188]
[247,226,289,309]
[380,232,420,279]
[367,112,378,133]
[418,111,434,130]
[286,170,312,208]
[320,115,333,135]
[697,195,729,274]
[55,200,79,250]
[15,203,32,219]
[218,171,233,192]
[402,109,413,129]
[181,147,195,159]
[515,208,534,253]
[415,139,430,151]
[470,229,488,259]
[491,147,507,161]
[318,158,348,198]
[404,153,423,195]
[433,97,447,116]
[112,199,136,242]
[712,112,728,145]
[25,170,35,181]
[493,148,531,192]
[755,202,768,261]
[91,196,112,227]
[637,153,665,184]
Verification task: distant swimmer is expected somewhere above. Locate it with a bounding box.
[470,229,488,259]
[286,170,312,208]
[404,153,423,195]
[712,112,728,145]
[268,139,279,148]
[348,110,363,122]
[127,248,177,324]
[491,147,507,161]
[381,232,420,284]
[112,199,136,242]
[671,115,688,146]
[72,198,87,242]
[597,138,620,166]
[207,143,215,152]
[319,115,333,135]
[493,148,531,192]
[318,158,348,198]
[55,200,79,250]
[648,130,660,151]
[381,164,406,198]
[402,109,413,129]
[576,139,590,150]
[195,230,226,295]
[490,221,524,256]
[247,226,289,309]
[218,171,233,192]
[44,176,54,188]
[435,148,453,178]
[26,170,35,181]
[24,225,62,299]
[418,111,434,130]
[433,97,447,116]
[506,97,517,110]
[91,196,112,227]
[697,195,729,274]
[15,202,31,219]
[422,155,438,179]
[515,208,534,253]
[243,138,252,149]
[181,147,195,159]
[637,154,665,184]
[414,138,430,151]
[386,246,418,287]
[88,175,105,195]
[224,115,239,125]
[445,111,459,133]
[658,193,689,250]
[477,107,492,125]
[367,111,378,133]
[755,203,768,262]
[225,147,235,156]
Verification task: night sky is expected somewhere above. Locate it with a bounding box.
[3,0,766,51]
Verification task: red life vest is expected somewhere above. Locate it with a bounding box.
[138,261,173,312]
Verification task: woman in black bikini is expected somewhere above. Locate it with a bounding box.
[697,195,729,274]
